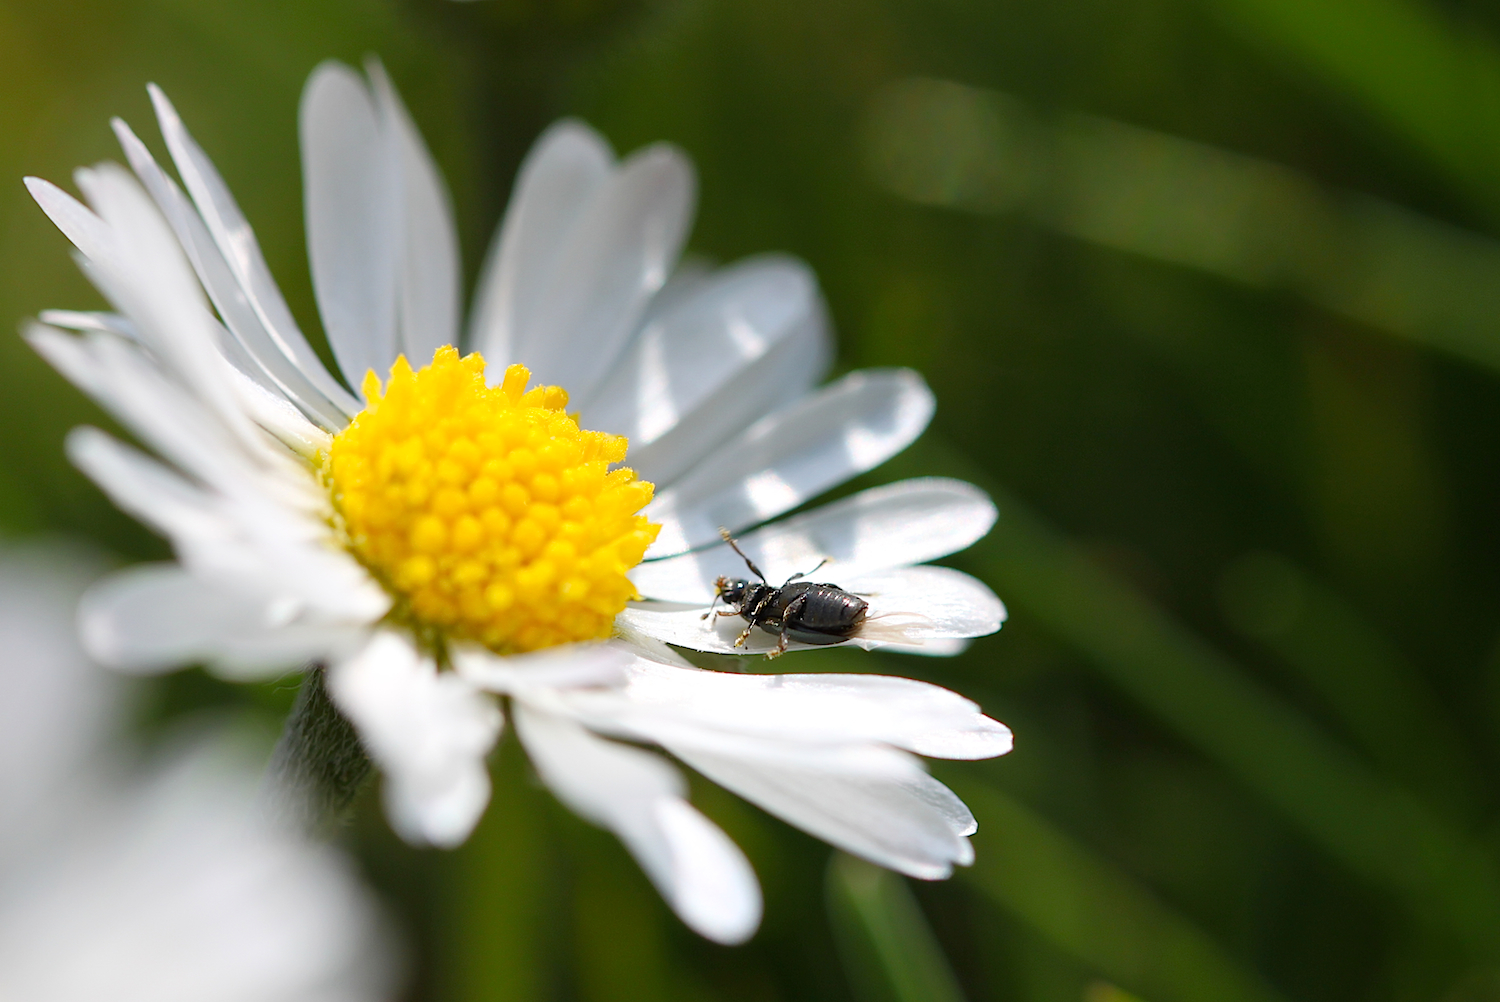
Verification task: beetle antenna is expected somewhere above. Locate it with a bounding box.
[718,527,767,582]
[783,558,830,586]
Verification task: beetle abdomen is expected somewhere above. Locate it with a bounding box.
[762,582,868,635]
[776,626,855,646]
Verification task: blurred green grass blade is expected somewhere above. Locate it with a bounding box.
[1087,984,1150,1002]
[1194,0,1500,218]
[866,78,1500,375]
[565,815,679,1001]
[1218,552,1485,820]
[445,739,557,1002]
[896,438,1500,960]
[826,852,968,1002]
[953,781,1284,1002]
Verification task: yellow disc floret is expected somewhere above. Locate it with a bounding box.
[325,346,659,653]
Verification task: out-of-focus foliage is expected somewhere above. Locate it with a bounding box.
[7,0,1500,1001]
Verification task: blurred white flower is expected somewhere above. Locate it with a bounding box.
[0,545,398,1002]
[24,58,1010,943]
[0,544,120,835]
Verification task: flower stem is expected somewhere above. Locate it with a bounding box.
[264,666,372,834]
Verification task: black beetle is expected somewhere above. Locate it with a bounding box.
[702,528,868,658]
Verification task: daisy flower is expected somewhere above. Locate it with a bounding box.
[25,58,1010,944]
[0,544,397,1002]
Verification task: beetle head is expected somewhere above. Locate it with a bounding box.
[715,575,750,604]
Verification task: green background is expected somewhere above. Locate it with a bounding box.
[5,0,1500,999]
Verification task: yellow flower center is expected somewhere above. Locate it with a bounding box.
[324,346,659,653]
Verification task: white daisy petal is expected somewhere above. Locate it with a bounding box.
[450,641,633,693]
[301,61,402,385]
[67,427,377,622]
[512,705,761,944]
[65,425,235,542]
[78,563,366,680]
[148,84,361,416]
[470,119,615,366]
[108,118,280,400]
[34,331,330,562]
[577,255,825,429]
[328,632,502,848]
[37,309,137,337]
[31,327,283,505]
[30,170,223,412]
[25,175,116,274]
[93,172,295,414]
[644,368,937,557]
[580,254,832,485]
[71,164,284,456]
[638,257,715,315]
[668,738,976,879]
[561,658,1012,760]
[507,144,695,398]
[367,60,462,363]
[632,477,998,602]
[66,428,389,627]
[846,566,1007,640]
[626,324,832,488]
[613,619,703,669]
[64,420,269,552]
[227,367,332,457]
[648,797,764,944]
[111,117,350,429]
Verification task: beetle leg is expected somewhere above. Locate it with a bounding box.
[782,558,830,587]
[700,591,721,622]
[737,591,779,650]
[767,593,808,660]
[747,592,776,624]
